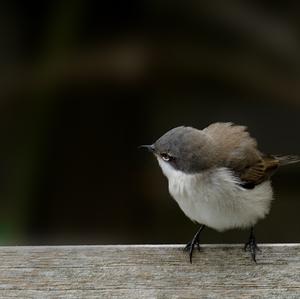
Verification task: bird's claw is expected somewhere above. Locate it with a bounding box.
[244,235,259,263]
[184,235,201,263]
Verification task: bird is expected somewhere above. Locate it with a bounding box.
[140,122,300,263]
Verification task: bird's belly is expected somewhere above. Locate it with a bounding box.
[168,168,273,231]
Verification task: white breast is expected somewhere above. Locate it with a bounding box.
[157,158,273,231]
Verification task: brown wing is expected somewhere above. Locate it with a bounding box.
[239,154,279,185]
[203,122,279,186]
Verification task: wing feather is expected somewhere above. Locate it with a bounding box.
[203,122,279,186]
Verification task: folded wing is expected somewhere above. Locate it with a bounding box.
[203,122,280,186]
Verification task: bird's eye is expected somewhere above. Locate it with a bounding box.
[161,153,171,161]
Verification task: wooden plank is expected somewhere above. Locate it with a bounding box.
[0,244,298,298]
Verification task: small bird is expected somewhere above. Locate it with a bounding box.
[141,122,300,263]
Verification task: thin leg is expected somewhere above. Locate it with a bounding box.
[184,225,205,263]
[244,227,260,263]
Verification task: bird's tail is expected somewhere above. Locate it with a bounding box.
[274,154,300,166]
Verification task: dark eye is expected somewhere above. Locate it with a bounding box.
[161,153,172,162]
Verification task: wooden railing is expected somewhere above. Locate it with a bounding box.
[0,244,299,298]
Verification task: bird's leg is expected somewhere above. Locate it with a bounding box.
[244,227,260,263]
[184,225,205,263]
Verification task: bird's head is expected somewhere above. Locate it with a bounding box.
[140,126,216,178]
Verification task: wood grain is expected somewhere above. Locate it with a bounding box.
[0,244,299,298]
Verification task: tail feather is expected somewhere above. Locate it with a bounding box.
[274,155,300,166]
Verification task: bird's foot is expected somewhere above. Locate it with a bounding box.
[184,235,200,263]
[244,231,260,263]
[184,225,205,263]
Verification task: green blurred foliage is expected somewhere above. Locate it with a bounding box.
[0,0,299,245]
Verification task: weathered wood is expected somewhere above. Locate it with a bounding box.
[0,244,298,298]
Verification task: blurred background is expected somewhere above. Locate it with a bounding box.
[0,0,299,245]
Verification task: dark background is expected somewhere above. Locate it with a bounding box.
[0,1,299,245]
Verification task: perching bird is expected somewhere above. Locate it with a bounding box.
[141,122,300,263]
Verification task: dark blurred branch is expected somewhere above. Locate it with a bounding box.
[151,0,300,65]
[0,40,299,106]
[198,1,300,61]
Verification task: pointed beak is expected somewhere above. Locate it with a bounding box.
[138,144,156,153]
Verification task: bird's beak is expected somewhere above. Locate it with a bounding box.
[139,144,156,153]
